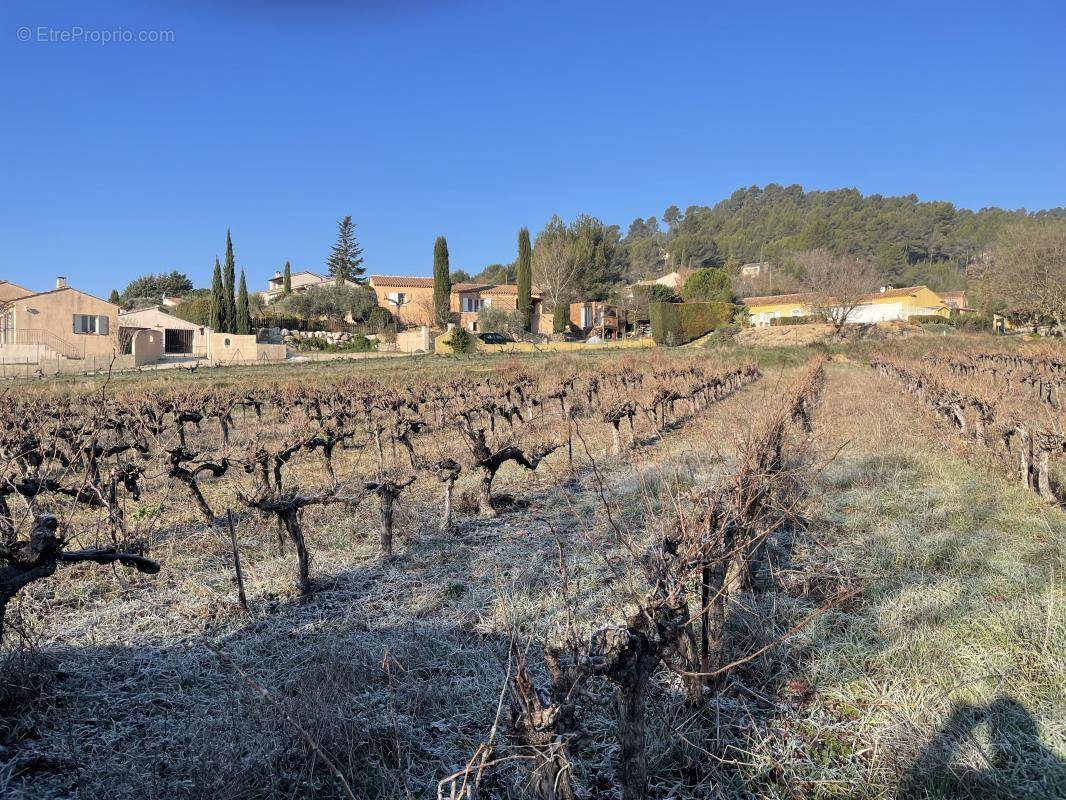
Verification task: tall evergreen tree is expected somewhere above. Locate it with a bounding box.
[210,257,224,331]
[327,216,365,285]
[283,261,292,294]
[516,227,532,330]
[223,230,237,333]
[236,269,252,335]
[432,236,451,329]
[107,289,121,306]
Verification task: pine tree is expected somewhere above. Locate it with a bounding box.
[210,257,224,331]
[433,236,451,329]
[223,230,237,332]
[283,261,292,294]
[516,227,532,331]
[327,216,365,285]
[236,269,252,335]
[107,289,121,306]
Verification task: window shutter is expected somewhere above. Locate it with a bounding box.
[98,315,109,335]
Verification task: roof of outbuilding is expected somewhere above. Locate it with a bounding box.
[743,286,938,307]
[741,291,818,306]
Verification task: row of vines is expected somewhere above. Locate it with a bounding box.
[871,347,1065,504]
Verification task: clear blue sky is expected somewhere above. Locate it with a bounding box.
[1,0,1063,298]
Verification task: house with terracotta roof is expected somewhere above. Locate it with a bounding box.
[260,269,331,302]
[368,275,552,333]
[743,285,950,327]
[0,277,120,359]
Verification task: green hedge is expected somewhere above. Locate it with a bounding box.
[770,315,815,327]
[908,314,952,325]
[956,312,993,331]
[650,301,734,345]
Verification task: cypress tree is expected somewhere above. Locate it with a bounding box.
[107,289,121,306]
[283,261,292,294]
[553,301,569,334]
[432,236,451,329]
[223,229,237,332]
[236,269,252,335]
[210,257,223,331]
[516,227,532,331]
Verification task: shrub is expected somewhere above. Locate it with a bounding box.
[649,301,734,345]
[956,312,992,331]
[297,336,330,351]
[701,330,737,348]
[681,268,734,303]
[908,314,953,325]
[770,315,815,326]
[341,335,377,352]
[448,326,474,354]
[367,307,394,332]
[477,307,523,337]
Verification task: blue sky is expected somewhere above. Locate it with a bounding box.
[1,0,1063,298]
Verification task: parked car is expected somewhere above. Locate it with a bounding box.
[477,331,510,345]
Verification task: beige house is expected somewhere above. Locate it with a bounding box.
[0,277,120,360]
[368,276,552,333]
[0,280,33,304]
[261,270,331,303]
[454,284,550,333]
[369,276,436,325]
[118,306,211,357]
[743,285,950,327]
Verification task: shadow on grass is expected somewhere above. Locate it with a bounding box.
[902,696,1066,800]
[0,555,518,800]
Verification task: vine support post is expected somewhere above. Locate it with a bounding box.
[226,509,249,613]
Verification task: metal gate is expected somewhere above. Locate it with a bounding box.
[165,329,194,354]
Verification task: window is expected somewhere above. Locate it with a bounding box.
[387,292,407,306]
[462,297,484,313]
[72,314,109,335]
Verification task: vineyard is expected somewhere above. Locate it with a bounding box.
[0,346,1063,799]
[872,346,1066,502]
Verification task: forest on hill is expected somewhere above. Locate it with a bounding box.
[471,184,1066,298]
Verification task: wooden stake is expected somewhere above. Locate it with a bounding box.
[227,509,249,613]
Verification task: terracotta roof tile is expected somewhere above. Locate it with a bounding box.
[370,275,435,288]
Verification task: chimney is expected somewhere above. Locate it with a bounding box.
[274,270,282,278]
[56,276,67,289]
